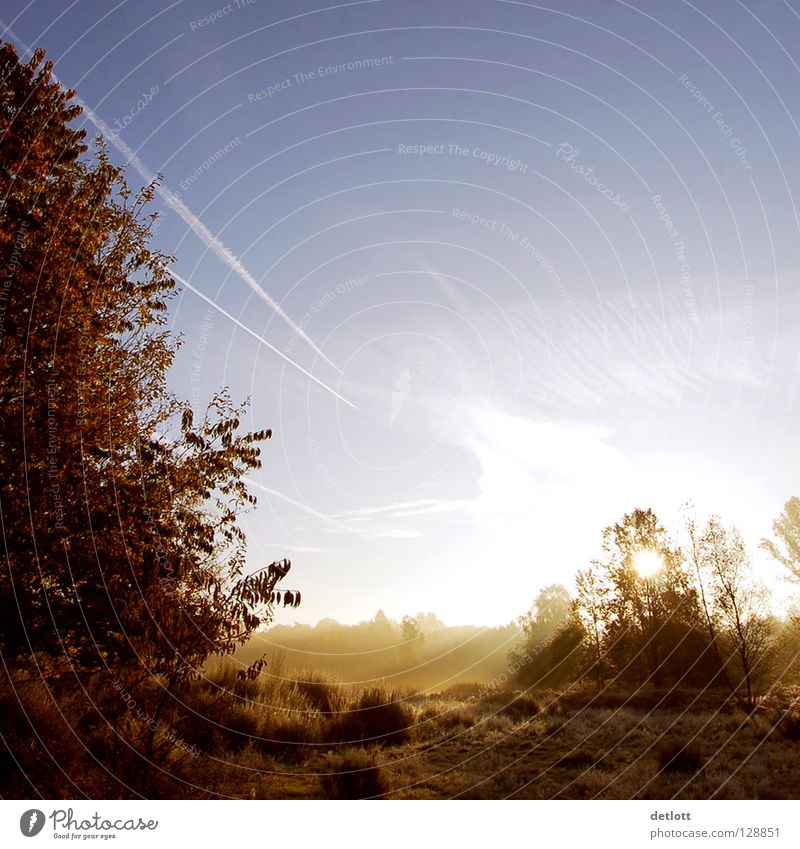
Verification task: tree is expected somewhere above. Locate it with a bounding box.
[530,583,572,628]
[694,516,775,709]
[685,510,737,696]
[575,507,720,689]
[594,508,700,685]
[515,616,586,689]
[0,42,298,686]
[762,496,800,582]
[509,584,572,681]
[400,615,423,657]
[372,609,391,630]
[574,567,607,688]
[415,612,445,634]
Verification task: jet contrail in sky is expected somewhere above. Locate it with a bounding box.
[168,268,356,409]
[74,97,344,374]
[0,20,342,374]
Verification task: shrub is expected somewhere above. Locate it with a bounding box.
[0,674,198,798]
[330,687,412,746]
[320,748,387,799]
[480,690,539,720]
[558,750,595,769]
[293,671,339,716]
[203,661,262,701]
[776,711,800,741]
[656,738,704,774]
[434,707,476,730]
[213,704,263,753]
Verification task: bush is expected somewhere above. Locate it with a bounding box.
[480,690,539,720]
[320,748,387,799]
[776,711,800,741]
[293,672,340,716]
[434,707,476,730]
[516,622,585,689]
[656,738,704,774]
[330,687,412,746]
[0,673,197,798]
[202,661,262,701]
[557,750,595,769]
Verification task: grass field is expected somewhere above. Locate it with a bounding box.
[162,665,800,799]
[5,659,799,799]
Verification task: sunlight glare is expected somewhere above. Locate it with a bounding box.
[633,549,663,578]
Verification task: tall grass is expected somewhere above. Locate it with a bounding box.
[178,659,414,757]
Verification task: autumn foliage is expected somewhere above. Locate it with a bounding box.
[0,41,296,686]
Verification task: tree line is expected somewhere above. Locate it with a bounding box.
[511,503,800,710]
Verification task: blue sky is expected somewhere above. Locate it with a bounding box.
[4,0,800,624]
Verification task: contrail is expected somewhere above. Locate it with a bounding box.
[245,478,390,546]
[0,21,342,374]
[168,268,356,409]
[76,99,344,374]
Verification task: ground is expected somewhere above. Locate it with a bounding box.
[186,684,800,800]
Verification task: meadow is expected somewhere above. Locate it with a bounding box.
[6,652,798,800]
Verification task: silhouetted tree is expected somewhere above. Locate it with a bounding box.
[763,496,800,583]
[575,567,608,688]
[510,584,572,680]
[686,510,738,697]
[400,615,423,657]
[515,615,586,689]
[694,516,774,709]
[0,42,298,686]
[594,508,700,686]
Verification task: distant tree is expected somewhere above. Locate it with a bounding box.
[515,616,586,689]
[372,609,392,631]
[0,42,298,686]
[532,584,572,627]
[400,615,423,656]
[415,612,445,634]
[509,584,572,679]
[762,496,800,583]
[517,584,571,638]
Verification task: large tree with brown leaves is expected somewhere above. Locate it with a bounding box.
[0,41,298,686]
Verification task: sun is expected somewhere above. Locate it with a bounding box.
[633,549,663,578]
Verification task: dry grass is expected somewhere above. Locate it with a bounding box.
[4,665,799,799]
[319,748,388,799]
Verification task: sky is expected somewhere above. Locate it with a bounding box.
[3,0,800,626]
